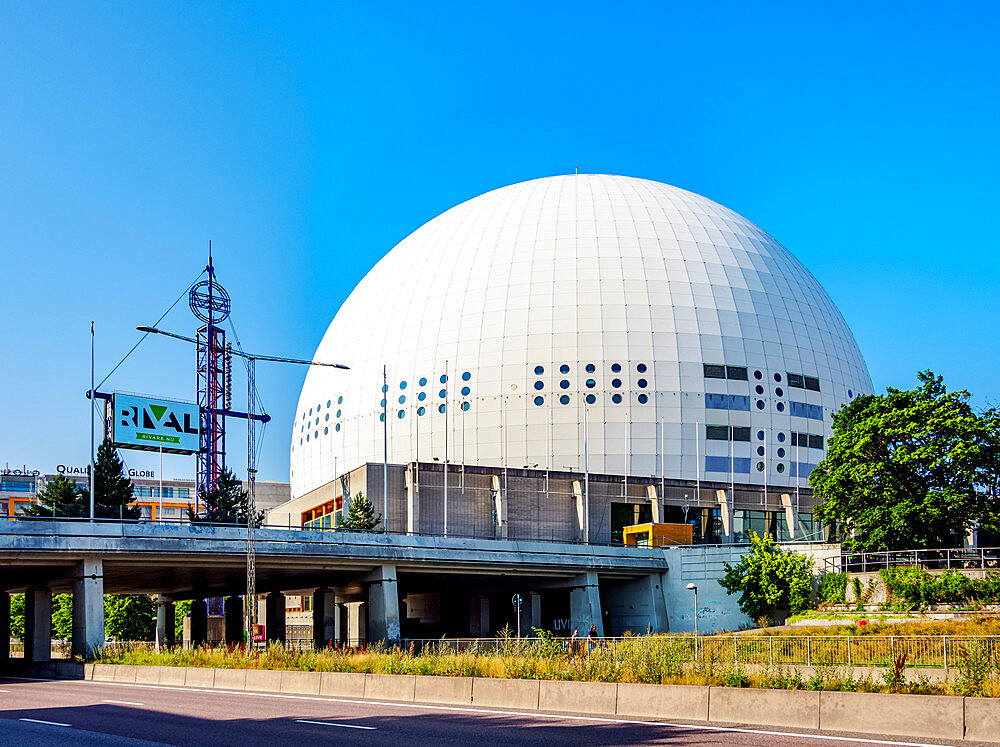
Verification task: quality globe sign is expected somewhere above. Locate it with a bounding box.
[112,393,200,455]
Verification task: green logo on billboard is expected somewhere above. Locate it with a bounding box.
[149,404,168,421]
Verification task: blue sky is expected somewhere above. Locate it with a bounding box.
[1,1,997,481]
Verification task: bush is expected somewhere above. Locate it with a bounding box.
[881,568,1000,607]
[719,532,814,620]
[818,573,847,605]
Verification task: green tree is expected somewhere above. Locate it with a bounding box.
[9,594,24,641]
[811,371,1000,551]
[94,437,140,520]
[174,600,192,641]
[52,594,74,639]
[339,492,382,531]
[104,595,155,641]
[188,468,262,525]
[719,532,814,621]
[18,474,88,518]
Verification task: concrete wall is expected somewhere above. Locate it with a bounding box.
[82,664,991,742]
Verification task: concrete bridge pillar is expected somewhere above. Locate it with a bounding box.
[338,601,350,644]
[224,596,243,645]
[469,595,489,637]
[24,587,52,662]
[265,592,286,644]
[155,598,175,649]
[312,588,337,649]
[367,565,400,646]
[569,572,604,637]
[0,592,10,661]
[72,556,104,659]
[189,599,208,647]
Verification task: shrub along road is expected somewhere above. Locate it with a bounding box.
[0,676,986,747]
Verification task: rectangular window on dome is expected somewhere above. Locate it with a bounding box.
[787,373,805,388]
[804,376,821,391]
[706,425,730,440]
[808,434,824,449]
[726,366,748,381]
[703,364,727,379]
[790,401,824,420]
[731,426,751,442]
[728,394,750,411]
[705,393,726,410]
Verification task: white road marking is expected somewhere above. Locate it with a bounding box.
[296,719,376,730]
[0,689,11,692]
[19,718,70,727]
[8,678,954,747]
[102,699,144,706]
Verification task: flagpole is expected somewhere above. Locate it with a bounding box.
[90,321,95,522]
[383,365,388,534]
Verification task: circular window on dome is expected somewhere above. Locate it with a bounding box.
[757,446,765,456]
[325,414,329,421]
[637,363,647,373]
[757,430,765,441]
[400,381,407,390]
[848,389,854,398]
[637,378,647,388]
[462,371,471,381]
[317,403,321,411]
[398,395,406,404]
[440,375,448,384]
[560,364,570,374]
[776,463,785,473]
[417,407,425,416]
[756,400,765,410]
[585,394,596,404]
[559,394,570,405]
[611,363,621,373]
[300,426,304,433]
[324,427,328,435]
[777,448,785,458]
[461,386,470,396]
[754,370,763,380]
[534,381,544,390]
[461,402,470,411]
[335,423,341,432]
[775,387,783,397]
[586,379,596,388]
[418,392,426,401]
[336,409,342,417]
[380,399,386,408]
[612,378,622,388]
[534,396,544,406]
[397,410,405,419]
[560,379,570,389]
[774,373,782,383]
[755,385,764,395]
[612,393,623,404]
[309,408,313,416]
[306,435,310,442]
[638,393,649,404]
[438,404,446,413]
[777,432,785,442]
[776,402,785,412]
[381,384,388,394]
[338,396,343,404]
[302,413,306,420]
[379,414,385,422]
[439,389,447,398]
[299,439,303,445]
[418,378,427,387]
[586,363,596,374]
[326,400,331,408]
[534,365,544,375]
[756,461,765,472]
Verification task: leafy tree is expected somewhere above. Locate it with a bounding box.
[339,492,382,531]
[19,474,88,518]
[188,468,263,525]
[105,594,155,640]
[811,371,1000,551]
[52,594,73,639]
[9,594,24,641]
[174,600,192,641]
[719,532,814,620]
[94,437,140,520]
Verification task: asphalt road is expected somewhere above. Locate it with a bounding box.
[0,676,983,747]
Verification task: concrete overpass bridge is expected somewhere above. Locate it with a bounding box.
[0,520,677,663]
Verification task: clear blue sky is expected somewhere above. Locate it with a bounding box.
[1,1,997,481]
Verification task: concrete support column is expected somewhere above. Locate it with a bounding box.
[24,587,52,663]
[491,475,507,539]
[312,588,337,649]
[405,465,420,535]
[572,480,585,542]
[469,595,490,637]
[647,485,661,524]
[569,572,604,637]
[529,592,541,630]
[717,489,732,543]
[367,565,400,645]
[155,598,175,649]
[338,603,349,644]
[224,596,243,645]
[265,592,286,644]
[72,556,105,660]
[780,493,796,539]
[189,599,208,647]
[0,592,10,662]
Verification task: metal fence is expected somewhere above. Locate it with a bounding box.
[826,547,1000,574]
[402,635,1000,671]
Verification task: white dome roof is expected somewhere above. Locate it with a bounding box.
[291,174,871,498]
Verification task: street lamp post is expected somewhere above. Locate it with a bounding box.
[686,582,698,658]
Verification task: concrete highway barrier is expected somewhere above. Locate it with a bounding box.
[78,664,995,741]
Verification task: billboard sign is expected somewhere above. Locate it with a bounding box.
[112,393,200,455]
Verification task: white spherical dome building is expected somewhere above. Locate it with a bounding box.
[290,175,870,538]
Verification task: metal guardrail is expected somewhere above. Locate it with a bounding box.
[824,547,1000,574]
